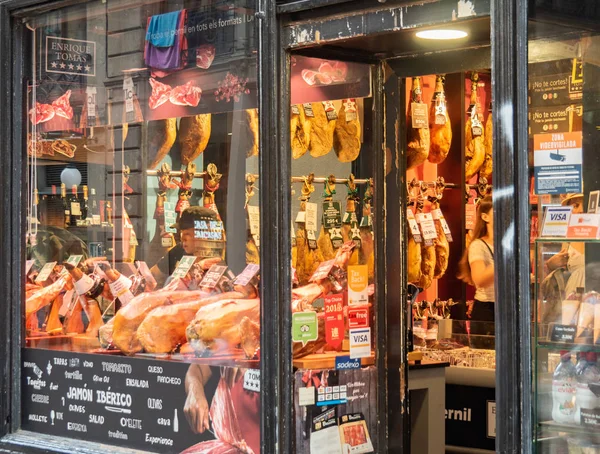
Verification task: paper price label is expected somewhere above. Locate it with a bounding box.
[234,264,260,286]
[291,105,300,115]
[298,387,315,406]
[291,225,297,247]
[305,202,318,232]
[470,106,483,136]
[25,260,35,275]
[411,102,428,129]
[344,98,358,122]
[199,264,228,289]
[307,229,318,250]
[247,205,260,235]
[123,76,134,114]
[432,208,453,242]
[434,96,447,125]
[86,86,97,119]
[70,201,81,216]
[322,101,338,121]
[322,201,342,228]
[302,103,314,117]
[35,261,57,283]
[243,369,260,393]
[465,203,477,230]
[407,209,422,243]
[415,212,437,240]
[171,256,196,279]
[581,408,600,428]
[65,255,83,268]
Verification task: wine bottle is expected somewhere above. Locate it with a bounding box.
[70,185,81,226]
[61,183,70,227]
[82,185,90,223]
[89,188,99,222]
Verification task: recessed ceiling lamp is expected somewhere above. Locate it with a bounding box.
[415,29,468,40]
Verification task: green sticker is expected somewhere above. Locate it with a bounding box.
[65,255,83,267]
[292,311,318,346]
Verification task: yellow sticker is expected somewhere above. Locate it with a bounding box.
[348,265,369,306]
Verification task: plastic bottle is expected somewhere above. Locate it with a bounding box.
[574,352,600,424]
[552,351,577,424]
[575,353,588,376]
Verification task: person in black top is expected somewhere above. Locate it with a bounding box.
[150,206,224,287]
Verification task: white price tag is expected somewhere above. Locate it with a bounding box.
[407,209,422,243]
[65,255,83,268]
[298,386,315,406]
[487,401,496,438]
[70,202,81,216]
[171,256,196,279]
[86,86,97,118]
[432,208,453,242]
[305,202,318,232]
[415,212,438,240]
[243,369,260,393]
[248,205,260,235]
[123,76,134,113]
[26,260,35,275]
[35,261,57,283]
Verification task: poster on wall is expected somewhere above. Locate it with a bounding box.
[294,367,377,453]
[22,349,260,453]
[533,131,583,194]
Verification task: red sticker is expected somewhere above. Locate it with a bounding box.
[348,306,369,329]
[324,294,345,350]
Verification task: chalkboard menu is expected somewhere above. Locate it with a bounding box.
[22,348,260,453]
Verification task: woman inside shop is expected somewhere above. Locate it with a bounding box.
[458,195,495,334]
[545,193,585,295]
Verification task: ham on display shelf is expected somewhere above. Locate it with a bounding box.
[148,77,201,110]
[29,90,74,125]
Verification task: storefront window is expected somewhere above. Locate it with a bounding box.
[23,1,261,451]
[529,6,600,452]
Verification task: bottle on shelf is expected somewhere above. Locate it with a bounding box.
[64,263,105,336]
[574,352,600,424]
[82,185,89,223]
[69,184,81,226]
[60,183,70,227]
[552,351,577,424]
[90,188,99,221]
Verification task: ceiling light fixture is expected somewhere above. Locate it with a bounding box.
[415,29,468,40]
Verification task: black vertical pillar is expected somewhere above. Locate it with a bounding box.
[491,0,532,453]
[384,71,409,452]
[258,0,293,453]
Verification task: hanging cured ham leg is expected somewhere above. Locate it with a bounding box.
[428,75,452,164]
[465,72,486,180]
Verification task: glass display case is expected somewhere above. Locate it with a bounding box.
[534,239,600,453]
